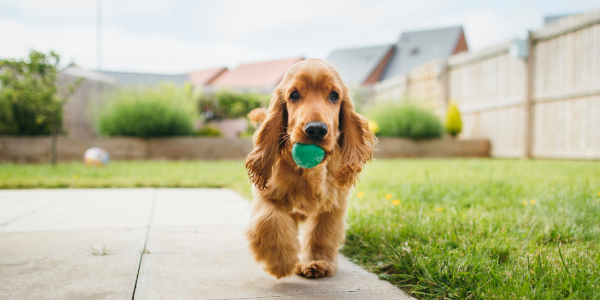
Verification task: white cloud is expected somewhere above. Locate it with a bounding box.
[1,0,598,73]
[0,16,271,73]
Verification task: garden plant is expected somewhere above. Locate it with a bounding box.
[367,102,443,140]
[96,83,197,138]
[0,50,80,164]
[445,101,462,138]
[197,89,269,121]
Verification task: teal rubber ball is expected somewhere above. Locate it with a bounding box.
[292,143,325,169]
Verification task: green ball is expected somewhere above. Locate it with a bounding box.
[292,143,325,169]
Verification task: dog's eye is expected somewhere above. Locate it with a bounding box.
[290,91,300,102]
[329,91,339,103]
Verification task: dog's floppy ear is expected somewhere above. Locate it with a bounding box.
[245,90,287,190]
[334,87,376,187]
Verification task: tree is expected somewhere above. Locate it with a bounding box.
[444,101,462,138]
[0,50,80,164]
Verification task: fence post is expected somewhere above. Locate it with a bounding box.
[523,31,535,159]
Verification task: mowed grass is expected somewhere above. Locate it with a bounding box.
[0,160,252,198]
[343,159,600,299]
[1,159,599,299]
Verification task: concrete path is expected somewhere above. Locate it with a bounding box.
[0,188,413,300]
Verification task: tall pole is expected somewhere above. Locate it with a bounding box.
[523,31,535,159]
[96,0,102,71]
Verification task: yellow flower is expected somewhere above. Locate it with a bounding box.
[597,191,600,197]
[530,199,536,205]
[392,199,401,205]
[522,199,528,206]
[357,192,364,198]
[436,207,443,212]
[72,174,79,180]
[385,194,393,200]
[368,120,380,134]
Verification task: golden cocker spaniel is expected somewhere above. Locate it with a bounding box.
[245,59,376,279]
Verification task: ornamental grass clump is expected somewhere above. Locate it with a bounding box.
[96,84,196,138]
[367,102,442,140]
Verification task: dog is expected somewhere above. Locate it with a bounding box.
[247,107,267,128]
[244,59,376,279]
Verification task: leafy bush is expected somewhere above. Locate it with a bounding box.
[198,90,268,120]
[195,125,222,137]
[0,51,66,135]
[367,102,442,140]
[96,84,196,138]
[445,101,462,137]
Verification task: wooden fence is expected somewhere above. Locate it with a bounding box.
[370,8,600,159]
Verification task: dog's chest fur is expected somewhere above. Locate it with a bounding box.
[260,155,347,216]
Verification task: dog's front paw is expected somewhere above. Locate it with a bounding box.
[295,261,335,279]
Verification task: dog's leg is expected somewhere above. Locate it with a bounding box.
[244,196,300,279]
[295,200,347,279]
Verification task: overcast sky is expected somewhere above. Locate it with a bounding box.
[1,0,598,74]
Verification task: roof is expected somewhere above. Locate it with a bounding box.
[326,44,395,86]
[60,64,115,83]
[99,70,190,86]
[210,57,304,88]
[381,26,465,81]
[544,14,579,25]
[188,67,228,86]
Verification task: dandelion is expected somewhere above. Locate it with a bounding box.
[436,207,443,212]
[522,199,528,207]
[597,191,600,197]
[392,199,400,205]
[530,199,536,205]
[72,174,79,180]
[385,194,393,200]
[357,192,364,198]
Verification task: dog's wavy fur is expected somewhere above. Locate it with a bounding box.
[245,59,376,279]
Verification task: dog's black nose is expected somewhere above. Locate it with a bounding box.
[305,122,328,140]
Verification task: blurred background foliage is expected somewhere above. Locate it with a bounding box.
[0,50,64,136]
[197,89,269,121]
[95,83,197,138]
[367,101,443,140]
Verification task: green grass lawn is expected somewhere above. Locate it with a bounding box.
[1,159,599,299]
[0,160,252,198]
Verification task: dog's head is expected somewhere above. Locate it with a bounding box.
[245,59,375,190]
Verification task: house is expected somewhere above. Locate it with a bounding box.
[381,26,468,80]
[544,14,579,25]
[326,26,468,85]
[208,57,304,93]
[188,67,228,87]
[326,45,395,87]
[98,70,190,87]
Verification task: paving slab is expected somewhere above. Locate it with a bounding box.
[0,188,413,300]
[0,229,147,257]
[0,254,140,300]
[134,251,402,300]
[0,189,155,232]
[151,188,249,228]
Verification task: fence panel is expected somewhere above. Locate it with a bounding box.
[531,13,600,159]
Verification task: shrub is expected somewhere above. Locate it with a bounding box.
[367,102,442,140]
[0,51,67,135]
[96,84,196,138]
[195,125,222,137]
[197,90,269,120]
[445,101,462,137]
